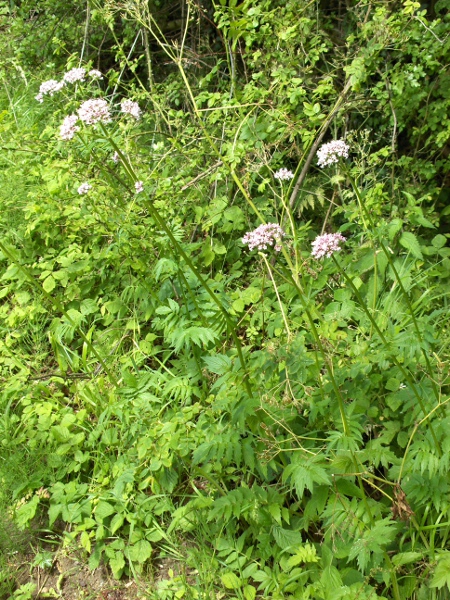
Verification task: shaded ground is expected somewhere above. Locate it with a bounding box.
[4,546,187,600]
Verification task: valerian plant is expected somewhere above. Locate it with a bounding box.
[0,0,449,598]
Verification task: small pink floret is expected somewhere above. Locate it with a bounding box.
[242,223,286,252]
[135,181,144,193]
[311,232,346,259]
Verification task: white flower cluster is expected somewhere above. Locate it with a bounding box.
[35,79,65,102]
[135,181,144,194]
[36,67,103,102]
[88,69,103,80]
[64,68,86,84]
[311,232,346,259]
[242,223,286,252]
[78,98,111,125]
[112,151,120,163]
[121,99,142,120]
[60,114,80,140]
[77,182,92,195]
[317,140,350,168]
[274,168,294,181]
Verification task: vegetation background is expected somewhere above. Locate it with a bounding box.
[0,0,450,598]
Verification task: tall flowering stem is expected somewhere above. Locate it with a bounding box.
[97,125,254,400]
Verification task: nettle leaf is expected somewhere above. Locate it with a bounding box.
[203,354,232,374]
[399,231,423,259]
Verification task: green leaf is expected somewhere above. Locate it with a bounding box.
[432,234,447,249]
[221,572,241,589]
[430,552,450,591]
[399,231,422,259]
[109,550,126,579]
[15,495,39,529]
[127,539,152,563]
[202,354,232,374]
[243,584,256,600]
[43,275,56,293]
[95,500,116,522]
[110,513,125,534]
[392,552,422,567]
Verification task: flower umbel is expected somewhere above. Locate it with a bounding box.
[60,114,80,140]
[77,182,92,195]
[274,168,294,181]
[78,99,111,125]
[135,181,144,194]
[121,99,142,120]
[311,233,346,259]
[317,140,349,168]
[242,223,286,252]
[64,68,86,84]
[35,79,65,102]
[88,69,103,80]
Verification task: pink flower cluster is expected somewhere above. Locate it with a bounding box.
[242,223,286,252]
[311,233,346,259]
[89,69,103,80]
[78,98,111,124]
[60,114,80,140]
[274,168,294,181]
[36,67,104,102]
[135,181,144,193]
[77,182,92,195]
[35,79,65,102]
[121,99,142,120]
[317,140,349,168]
[64,68,86,84]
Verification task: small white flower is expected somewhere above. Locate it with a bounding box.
[317,140,350,168]
[135,181,144,193]
[121,99,142,120]
[112,151,120,163]
[274,168,294,181]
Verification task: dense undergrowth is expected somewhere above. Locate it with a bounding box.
[1,0,450,598]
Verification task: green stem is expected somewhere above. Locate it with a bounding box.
[345,168,441,407]
[332,255,442,457]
